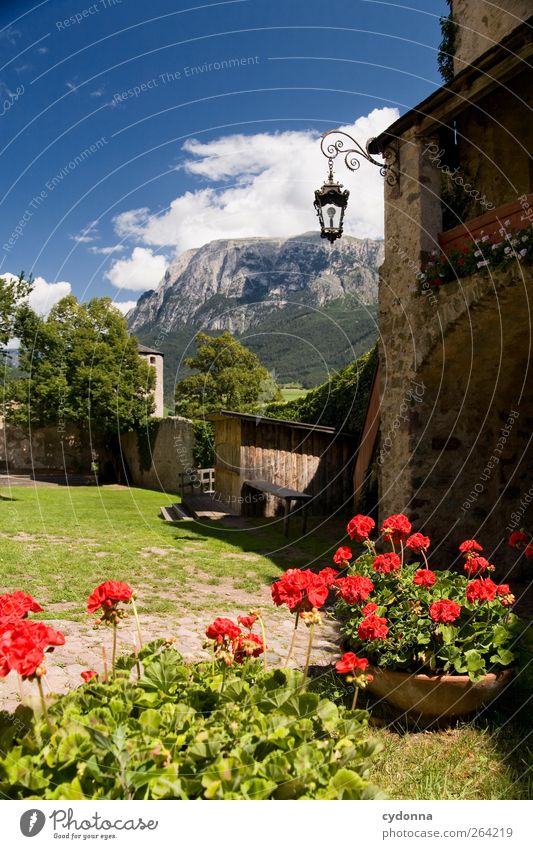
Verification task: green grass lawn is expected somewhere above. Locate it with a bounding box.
[1,484,531,799]
[280,387,308,402]
[0,484,344,619]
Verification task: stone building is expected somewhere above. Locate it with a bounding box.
[137,343,164,417]
[366,2,532,570]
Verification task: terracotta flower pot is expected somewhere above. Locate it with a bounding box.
[367,666,514,718]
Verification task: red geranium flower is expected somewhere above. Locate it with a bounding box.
[318,567,339,586]
[271,568,331,613]
[381,513,412,545]
[233,632,265,664]
[466,578,497,604]
[463,556,491,576]
[333,546,353,565]
[347,514,375,543]
[525,544,533,559]
[373,552,401,573]
[81,670,98,683]
[496,584,515,607]
[205,617,241,643]
[413,569,436,587]
[429,599,461,623]
[335,652,369,674]
[358,614,389,641]
[508,530,528,549]
[362,602,378,616]
[306,574,329,608]
[87,581,133,614]
[459,539,483,556]
[336,575,374,605]
[0,591,43,620]
[237,614,258,630]
[406,533,431,553]
[0,620,65,679]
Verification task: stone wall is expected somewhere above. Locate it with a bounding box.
[0,420,108,475]
[451,1,531,75]
[119,416,194,494]
[377,118,532,574]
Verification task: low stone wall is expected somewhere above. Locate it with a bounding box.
[0,420,107,475]
[119,416,194,494]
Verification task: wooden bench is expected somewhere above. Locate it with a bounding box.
[243,479,311,536]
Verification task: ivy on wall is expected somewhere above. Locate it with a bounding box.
[437,1,458,83]
[136,418,163,472]
[192,420,215,468]
[263,346,378,440]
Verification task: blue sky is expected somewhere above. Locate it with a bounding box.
[0,0,445,313]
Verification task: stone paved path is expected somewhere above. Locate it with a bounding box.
[0,579,341,712]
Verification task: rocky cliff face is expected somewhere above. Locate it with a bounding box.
[127,232,383,335]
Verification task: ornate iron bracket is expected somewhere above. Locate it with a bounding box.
[320,130,399,187]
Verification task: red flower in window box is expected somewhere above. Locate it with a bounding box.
[346,515,375,543]
[336,575,374,605]
[413,569,436,587]
[466,578,498,604]
[358,614,389,641]
[508,531,528,549]
[406,533,431,553]
[381,514,412,545]
[429,599,461,623]
[333,546,353,565]
[463,556,492,576]
[459,539,483,556]
[373,552,401,573]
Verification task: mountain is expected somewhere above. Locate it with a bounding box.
[127,232,383,398]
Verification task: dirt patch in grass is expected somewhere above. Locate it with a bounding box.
[139,546,177,558]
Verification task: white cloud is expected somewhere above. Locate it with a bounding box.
[90,244,126,255]
[112,108,398,254]
[105,247,168,292]
[29,277,71,315]
[70,220,99,244]
[90,88,104,97]
[2,272,71,316]
[113,300,137,315]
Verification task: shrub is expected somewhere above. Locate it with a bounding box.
[0,641,385,800]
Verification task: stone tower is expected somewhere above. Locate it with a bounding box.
[137,344,164,417]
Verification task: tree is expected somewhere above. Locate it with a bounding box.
[0,272,33,348]
[175,331,281,418]
[7,296,154,435]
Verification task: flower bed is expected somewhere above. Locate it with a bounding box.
[1,515,529,798]
[0,583,383,800]
[0,641,384,800]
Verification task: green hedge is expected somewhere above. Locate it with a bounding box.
[263,345,378,439]
[0,641,385,800]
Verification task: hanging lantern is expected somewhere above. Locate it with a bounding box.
[313,162,350,243]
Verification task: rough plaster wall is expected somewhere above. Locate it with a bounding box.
[0,421,108,474]
[119,416,193,493]
[454,72,533,211]
[452,1,531,74]
[377,126,532,572]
